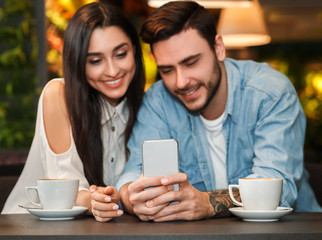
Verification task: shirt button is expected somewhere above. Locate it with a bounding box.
[111,157,114,163]
[111,126,115,131]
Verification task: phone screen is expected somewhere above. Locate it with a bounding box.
[142,139,179,192]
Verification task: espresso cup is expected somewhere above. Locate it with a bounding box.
[228,178,282,211]
[25,179,79,209]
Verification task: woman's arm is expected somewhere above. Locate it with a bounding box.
[42,80,71,154]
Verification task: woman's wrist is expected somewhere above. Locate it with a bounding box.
[76,190,93,214]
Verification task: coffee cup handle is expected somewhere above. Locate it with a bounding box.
[228,185,243,207]
[25,186,42,207]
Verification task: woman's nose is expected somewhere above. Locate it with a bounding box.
[105,60,119,78]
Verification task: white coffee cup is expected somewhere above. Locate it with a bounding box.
[228,178,283,211]
[25,179,79,209]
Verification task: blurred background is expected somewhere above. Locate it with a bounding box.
[0,0,321,166]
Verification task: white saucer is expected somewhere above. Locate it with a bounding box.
[27,206,88,220]
[229,207,293,222]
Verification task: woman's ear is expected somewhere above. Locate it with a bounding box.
[214,35,226,61]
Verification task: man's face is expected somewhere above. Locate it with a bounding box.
[152,28,221,113]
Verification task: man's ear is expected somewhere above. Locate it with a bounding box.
[214,35,226,61]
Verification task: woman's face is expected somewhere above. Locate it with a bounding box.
[86,26,136,106]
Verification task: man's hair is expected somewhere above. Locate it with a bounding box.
[140,1,217,50]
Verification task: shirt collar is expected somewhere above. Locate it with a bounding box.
[100,97,128,125]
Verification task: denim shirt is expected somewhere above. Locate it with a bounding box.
[116,58,321,212]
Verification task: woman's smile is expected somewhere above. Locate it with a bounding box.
[102,77,123,88]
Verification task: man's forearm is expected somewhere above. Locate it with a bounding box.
[207,189,240,217]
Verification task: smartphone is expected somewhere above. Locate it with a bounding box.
[142,139,179,191]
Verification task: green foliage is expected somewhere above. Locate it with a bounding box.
[0,0,40,148]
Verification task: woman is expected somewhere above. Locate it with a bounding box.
[2,2,145,222]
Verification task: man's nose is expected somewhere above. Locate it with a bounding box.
[176,69,189,89]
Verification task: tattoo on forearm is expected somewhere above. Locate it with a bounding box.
[207,189,240,217]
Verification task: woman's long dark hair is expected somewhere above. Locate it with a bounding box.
[62,2,145,186]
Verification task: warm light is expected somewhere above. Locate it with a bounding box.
[142,42,158,91]
[217,0,271,48]
[312,73,322,95]
[219,34,271,48]
[147,0,252,8]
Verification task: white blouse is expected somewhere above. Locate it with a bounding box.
[2,78,128,214]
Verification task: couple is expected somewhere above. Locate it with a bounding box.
[2,1,321,221]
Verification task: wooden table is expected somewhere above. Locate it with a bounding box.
[0,212,321,240]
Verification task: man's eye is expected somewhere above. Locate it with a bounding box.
[186,59,197,66]
[159,68,173,74]
[160,69,172,75]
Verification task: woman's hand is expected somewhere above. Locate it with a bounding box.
[90,185,123,222]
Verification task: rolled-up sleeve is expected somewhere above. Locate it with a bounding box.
[246,92,306,207]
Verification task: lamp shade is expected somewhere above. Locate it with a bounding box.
[217,1,271,48]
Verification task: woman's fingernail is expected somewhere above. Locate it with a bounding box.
[104,196,111,202]
[161,178,168,184]
[146,200,153,207]
[117,210,123,216]
[112,205,119,210]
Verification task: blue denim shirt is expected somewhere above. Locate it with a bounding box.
[116,58,322,212]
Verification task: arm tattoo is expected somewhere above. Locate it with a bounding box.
[207,189,240,217]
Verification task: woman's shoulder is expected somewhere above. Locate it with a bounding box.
[42,78,65,105]
[42,78,68,122]
[43,78,64,96]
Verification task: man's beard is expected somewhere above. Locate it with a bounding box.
[188,61,222,115]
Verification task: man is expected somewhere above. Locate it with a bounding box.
[116,1,322,221]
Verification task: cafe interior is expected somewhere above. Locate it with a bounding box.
[0,0,321,212]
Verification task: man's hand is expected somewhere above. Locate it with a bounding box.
[120,173,238,222]
[144,173,215,222]
[120,175,171,221]
[90,185,123,222]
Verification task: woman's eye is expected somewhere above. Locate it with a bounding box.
[88,58,101,64]
[116,51,128,58]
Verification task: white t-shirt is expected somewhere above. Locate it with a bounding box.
[2,78,128,214]
[200,113,228,190]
